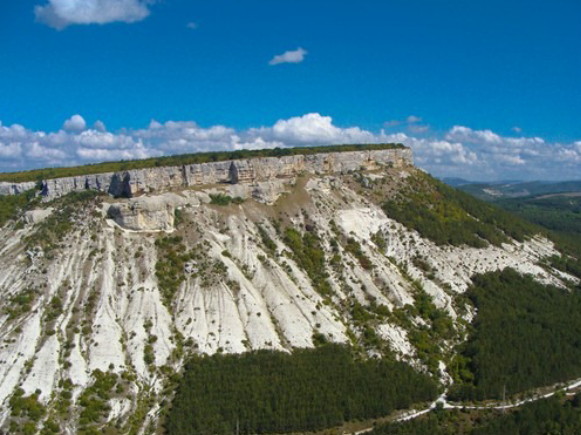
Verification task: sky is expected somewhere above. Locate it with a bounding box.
[1,0,580,181]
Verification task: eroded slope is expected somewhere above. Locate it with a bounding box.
[0,166,574,434]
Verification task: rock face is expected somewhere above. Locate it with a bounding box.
[106,194,188,231]
[23,208,53,225]
[0,148,413,200]
[0,181,36,196]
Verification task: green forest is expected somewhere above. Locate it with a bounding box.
[486,191,581,281]
[370,393,581,434]
[0,143,404,183]
[449,269,581,401]
[165,344,438,434]
[382,173,539,248]
[497,194,581,237]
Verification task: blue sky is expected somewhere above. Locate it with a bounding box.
[1,0,580,180]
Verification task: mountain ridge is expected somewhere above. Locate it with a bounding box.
[0,145,578,434]
[0,145,411,201]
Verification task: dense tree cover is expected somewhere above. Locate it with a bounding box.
[449,269,581,401]
[0,189,37,227]
[165,344,438,434]
[492,193,581,284]
[487,193,581,280]
[539,230,581,280]
[472,395,581,435]
[370,394,581,434]
[382,173,539,247]
[0,143,405,183]
[497,194,581,237]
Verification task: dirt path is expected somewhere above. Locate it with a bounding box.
[351,377,581,434]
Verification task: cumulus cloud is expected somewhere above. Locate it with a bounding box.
[250,113,375,145]
[1,114,581,181]
[63,114,87,132]
[269,47,307,66]
[446,125,503,145]
[93,120,107,132]
[0,142,22,158]
[35,0,153,29]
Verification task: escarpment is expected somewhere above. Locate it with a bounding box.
[0,144,576,434]
[1,147,413,200]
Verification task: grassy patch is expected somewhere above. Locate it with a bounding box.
[209,193,244,206]
[24,191,103,252]
[0,189,37,227]
[283,227,333,297]
[4,288,40,320]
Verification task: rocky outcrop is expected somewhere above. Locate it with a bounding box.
[0,148,412,200]
[0,181,36,196]
[23,208,53,224]
[106,193,188,231]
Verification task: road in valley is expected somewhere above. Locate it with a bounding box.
[352,377,581,434]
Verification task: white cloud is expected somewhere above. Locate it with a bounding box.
[512,126,522,133]
[269,47,307,66]
[76,143,154,161]
[63,114,86,132]
[35,0,153,29]
[186,22,198,29]
[0,143,22,158]
[27,142,68,160]
[446,125,503,145]
[93,120,107,132]
[1,114,581,182]
[406,115,422,124]
[259,113,374,145]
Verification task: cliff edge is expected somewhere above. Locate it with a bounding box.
[0,147,412,200]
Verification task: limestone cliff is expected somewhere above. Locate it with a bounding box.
[0,148,412,200]
[0,181,37,196]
